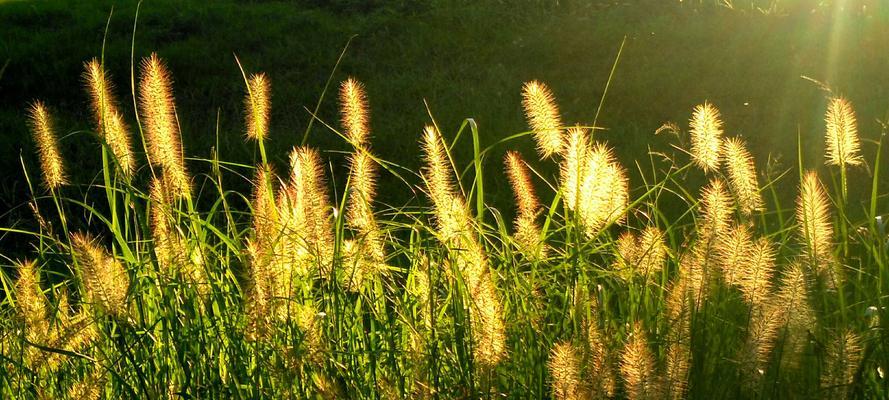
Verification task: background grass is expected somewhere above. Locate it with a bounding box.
[1,0,888,250]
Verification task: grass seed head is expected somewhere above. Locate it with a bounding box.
[825,96,862,167]
[27,101,66,189]
[84,59,135,175]
[340,77,370,148]
[71,232,130,317]
[549,341,583,400]
[797,171,837,285]
[689,102,723,172]
[620,322,660,400]
[722,137,763,215]
[244,73,271,141]
[139,53,190,198]
[522,80,564,159]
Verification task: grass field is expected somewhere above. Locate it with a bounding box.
[3,0,889,398]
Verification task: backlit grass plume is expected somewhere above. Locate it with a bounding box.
[505,151,546,259]
[664,274,691,399]
[340,77,370,147]
[139,53,190,197]
[587,312,616,398]
[71,232,130,317]
[689,102,723,172]
[824,97,862,168]
[244,73,270,141]
[716,223,754,286]
[615,227,666,280]
[150,177,182,273]
[577,142,628,237]
[620,322,660,400]
[722,137,763,215]
[14,260,48,342]
[84,59,135,175]
[522,80,563,158]
[737,237,776,306]
[561,126,589,212]
[797,171,837,284]
[776,263,815,366]
[281,146,334,277]
[821,329,862,399]
[340,78,384,289]
[27,101,66,189]
[422,125,505,367]
[548,341,582,400]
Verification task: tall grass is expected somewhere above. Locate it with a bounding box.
[1,48,888,400]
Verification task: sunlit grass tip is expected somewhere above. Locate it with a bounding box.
[70,232,130,317]
[722,137,763,215]
[139,52,190,197]
[244,72,271,141]
[548,341,582,400]
[27,101,67,189]
[340,77,370,148]
[522,80,564,159]
[825,96,862,167]
[689,101,723,172]
[84,59,135,175]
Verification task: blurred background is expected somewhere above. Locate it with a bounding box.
[1,0,888,255]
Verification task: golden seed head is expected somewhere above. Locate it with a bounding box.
[700,177,733,241]
[70,232,129,317]
[825,96,862,167]
[665,275,692,399]
[421,125,455,209]
[286,147,334,275]
[577,142,628,237]
[471,274,506,367]
[821,328,862,395]
[27,101,67,189]
[522,80,564,159]
[346,152,384,267]
[339,77,370,148]
[504,151,540,216]
[84,59,135,175]
[722,137,763,215]
[716,223,754,286]
[139,53,190,197]
[616,227,666,280]
[689,102,723,172]
[548,342,582,400]
[797,171,836,283]
[560,126,589,211]
[742,303,782,377]
[776,263,815,365]
[244,73,271,141]
[149,177,180,272]
[505,151,546,259]
[14,260,48,341]
[620,322,660,400]
[738,237,776,306]
[252,165,279,244]
[587,315,616,397]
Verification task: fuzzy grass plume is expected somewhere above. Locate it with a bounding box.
[244,73,271,141]
[27,101,67,189]
[722,137,763,215]
[824,97,862,168]
[84,59,135,175]
[139,53,190,197]
[689,102,723,172]
[505,150,546,259]
[522,80,564,158]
